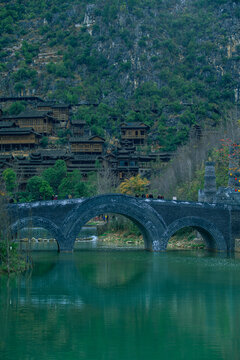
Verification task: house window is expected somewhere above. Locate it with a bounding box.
[119,161,128,166]
[122,130,126,135]
[141,130,144,135]
[135,131,138,136]
[130,161,135,166]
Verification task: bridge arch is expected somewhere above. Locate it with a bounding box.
[160,216,227,251]
[64,194,167,251]
[9,216,67,252]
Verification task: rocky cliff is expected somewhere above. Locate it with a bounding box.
[1,0,240,150]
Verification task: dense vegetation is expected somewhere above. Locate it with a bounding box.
[0,194,30,274]
[1,0,240,150]
[2,160,98,202]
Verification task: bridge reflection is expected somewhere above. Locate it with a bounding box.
[1,252,240,359]
[1,251,239,309]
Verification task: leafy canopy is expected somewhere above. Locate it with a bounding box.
[119,174,149,195]
[2,168,17,193]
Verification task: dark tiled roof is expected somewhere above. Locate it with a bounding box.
[38,150,72,158]
[0,96,44,103]
[72,154,100,161]
[121,122,149,129]
[0,154,13,160]
[89,135,105,141]
[52,104,70,109]
[70,119,86,125]
[37,102,55,107]
[2,110,53,119]
[69,136,105,143]
[29,152,41,159]
[15,155,26,160]
[0,121,16,128]
[0,127,37,135]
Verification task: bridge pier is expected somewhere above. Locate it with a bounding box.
[57,236,75,253]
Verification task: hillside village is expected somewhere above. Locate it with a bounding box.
[0,96,172,189]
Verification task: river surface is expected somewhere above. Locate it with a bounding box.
[1,249,240,360]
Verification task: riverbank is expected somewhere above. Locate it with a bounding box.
[98,230,206,250]
[0,242,31,274]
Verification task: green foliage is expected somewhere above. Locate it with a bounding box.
[6,102,25,115]
[12,68,37,82]
[2,168,17,193]
[14,82,25,94]
[175,168,205,201]
[58,170,93,198]
[42,160,67,193]
[56,129,71,145]
[1,0,239,151]
[40,136,49,148]
[174,146,229,201]
[0,241,29,274]
[26,176,54,201]
[21,41,39,64]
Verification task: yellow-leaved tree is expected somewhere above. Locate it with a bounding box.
[119,174,149,196]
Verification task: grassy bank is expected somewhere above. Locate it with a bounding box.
[0,242,31,274]
[98,228,206,250]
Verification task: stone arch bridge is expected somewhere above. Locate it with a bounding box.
[7,194,240,252]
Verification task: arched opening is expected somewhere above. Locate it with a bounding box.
[167,227,206,250]
[64,194,166,252]
[9,217,64,252]
[15,226,59,251]
[74,213,144,250]
[162,216,227,252]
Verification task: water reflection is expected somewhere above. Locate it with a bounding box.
[1,251,240,360]
[74,252,148,288]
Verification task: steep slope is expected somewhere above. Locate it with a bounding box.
[1,0,240,150]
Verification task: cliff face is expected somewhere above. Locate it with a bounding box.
[1,0,240,150]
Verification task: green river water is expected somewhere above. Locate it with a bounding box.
[0,248,240,360]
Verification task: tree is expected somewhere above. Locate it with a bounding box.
[42,160,67,193]
[119,174,149,196]
[96,166,119,194]
[26,176,54,201]
[40,136,48,148]
[58,170,91,198]
[7,102,25,115]
[2,168,17,193]
[14,82,25,94]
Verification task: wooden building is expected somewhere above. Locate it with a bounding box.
[0,154,14,171]
[115,148,153,179]
[120,122,149,145]
[37,103,70,129]
[0,121,17,129]
[70,119,86,136]
[2,150,73,186]
[69,136,105,154]
[2,110,56,135]
[37,102,55,112]
[67,154,101,177]
[0,127,41,151]
[52,104,70,128]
